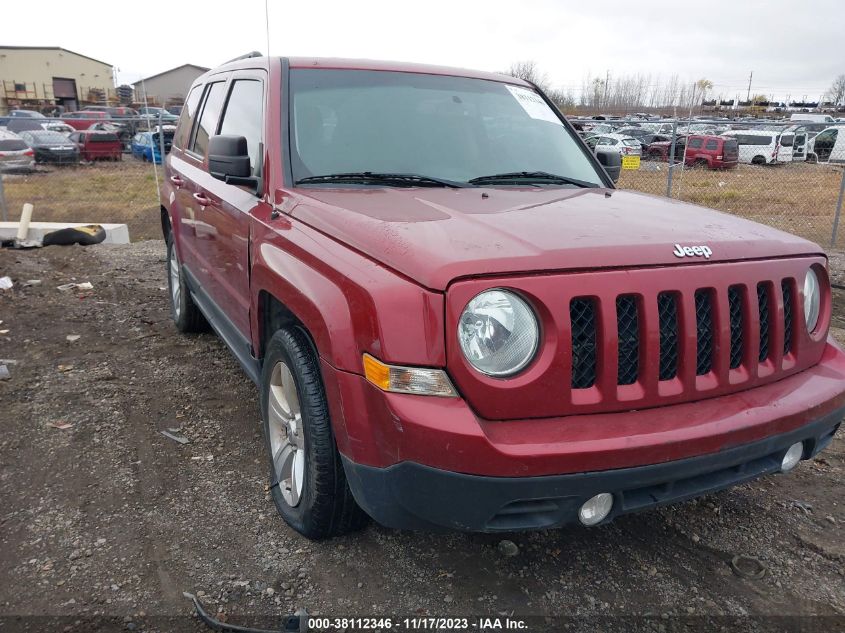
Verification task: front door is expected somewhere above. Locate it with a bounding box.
[192,72,268,339]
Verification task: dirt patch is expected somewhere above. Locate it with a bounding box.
[0,242,844,632]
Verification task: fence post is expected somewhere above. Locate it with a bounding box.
[157,112,167,168]
[832,166,845,249]
[0,173,7,222]
[666,120,678,198]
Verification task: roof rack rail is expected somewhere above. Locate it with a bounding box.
[223,51,263,64]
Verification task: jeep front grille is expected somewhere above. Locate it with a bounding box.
[569,276,800,392]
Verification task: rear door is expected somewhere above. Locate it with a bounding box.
[168,80,228,272]
[191,71,268,339]
[791,129,807,161]
[776,133,794,163]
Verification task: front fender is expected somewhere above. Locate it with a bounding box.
[249,216,446,374]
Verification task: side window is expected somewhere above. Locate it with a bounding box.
[174,84,203,149]
[705,139,718,150]
[217,79,264,175]
[689,138,703,149]
[191,81,227,158]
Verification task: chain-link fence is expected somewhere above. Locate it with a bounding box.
[0,116,168,239]
[572,117,845,248]
[1,115,844,250]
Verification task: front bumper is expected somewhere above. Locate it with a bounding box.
[342,406,842,531]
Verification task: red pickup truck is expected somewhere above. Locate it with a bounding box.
[161,56,844,539]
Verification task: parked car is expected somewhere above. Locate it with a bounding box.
[721,130,793,165]
[131,127,174,163]
[69,130,123,161]
[166,105,183,116]
[62,110,112,130]
[83,106,139,119]
[162,55,844,539]
[0,129,35,172]
[17,129,80,164]
[644,135,686,162]
[8,109,46,119]
[138,107,179,123]
[806,126,845,164]
[89,121,133,150]
[683,134,738,169]
[584,133,642,156]
[41,121,75,135]
[617,128,673,150]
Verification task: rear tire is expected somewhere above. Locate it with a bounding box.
[261,327,368,539]
[165,231,207,333]
[751,156,766,165]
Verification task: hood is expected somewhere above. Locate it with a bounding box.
[290,187,822,291]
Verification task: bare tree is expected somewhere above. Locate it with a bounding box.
[829,74,845,106]
[507,61,549,90]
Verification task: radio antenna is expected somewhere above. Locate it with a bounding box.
[264,0,271,59]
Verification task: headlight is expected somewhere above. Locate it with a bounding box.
[803,268,821,332]
[458,289,539,377]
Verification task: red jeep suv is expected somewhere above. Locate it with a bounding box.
[161,55,844,538]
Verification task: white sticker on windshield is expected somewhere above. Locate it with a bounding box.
[505,85,562,125]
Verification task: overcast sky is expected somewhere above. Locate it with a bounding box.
[6,0,844,101]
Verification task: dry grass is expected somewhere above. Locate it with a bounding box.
[618,161,845,247]
[2,158,844,247]
[1,160,162,240]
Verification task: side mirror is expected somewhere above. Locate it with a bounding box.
[208,135,251,180]
[595,149,621,184]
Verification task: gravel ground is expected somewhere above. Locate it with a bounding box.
[0,241,843,633]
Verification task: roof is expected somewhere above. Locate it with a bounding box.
[0,45,112,68]
[133,64,211,86]
[207,56,530,86]
[287,57,528,85]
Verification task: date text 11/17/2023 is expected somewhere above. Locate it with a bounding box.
[306,617,529,630]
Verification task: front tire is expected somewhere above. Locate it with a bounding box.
[261,328,367,539]
[165,232,206,333]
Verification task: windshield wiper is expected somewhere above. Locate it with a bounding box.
[468,171,600,188]
[296,172,474,188]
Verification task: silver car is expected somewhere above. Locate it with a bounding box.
[0,130,35,172]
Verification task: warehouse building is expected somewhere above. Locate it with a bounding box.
[133,64,209,107]
[0,46,115,114]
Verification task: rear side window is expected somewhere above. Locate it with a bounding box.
[174,84,204,149]
[780,134,794,147]
[0,139,27,151]
[705,139,718,150]
[191,81,228,158]
[218,79,264,175]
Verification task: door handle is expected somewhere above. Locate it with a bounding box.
[193,193,211,206]
[170,175,184,187]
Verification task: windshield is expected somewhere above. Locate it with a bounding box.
[289,69,603,186]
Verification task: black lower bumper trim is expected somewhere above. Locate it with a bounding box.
[341,406,843,532]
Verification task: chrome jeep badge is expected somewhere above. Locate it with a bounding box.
[673,244,712,259]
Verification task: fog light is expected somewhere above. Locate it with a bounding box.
[578,493,614,526]
[780,442,803,472]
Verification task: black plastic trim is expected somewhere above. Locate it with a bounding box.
[341,406,843,532]
[183,266,261,384]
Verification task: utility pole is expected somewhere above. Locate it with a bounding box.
[746,71,753,102]
[603,70,610,109]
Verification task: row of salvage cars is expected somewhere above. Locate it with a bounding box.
[574,118,845,170]
[0,111,175,172]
